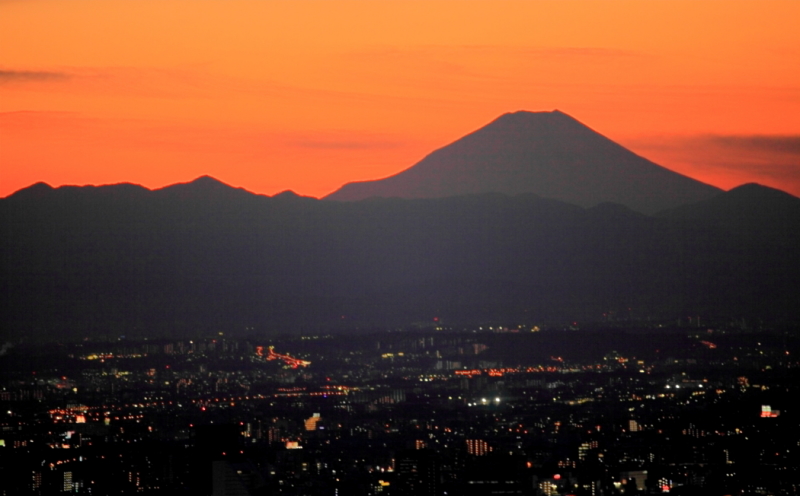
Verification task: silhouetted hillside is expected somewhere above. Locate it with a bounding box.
[658,183,800,236]
[2,178,798,341]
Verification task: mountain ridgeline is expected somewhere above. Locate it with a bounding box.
[2,176,799,341]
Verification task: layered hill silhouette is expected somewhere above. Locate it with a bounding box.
[325,110,722,214]
[2,176,799,341]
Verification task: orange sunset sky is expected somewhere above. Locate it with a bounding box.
[2,0,799,199]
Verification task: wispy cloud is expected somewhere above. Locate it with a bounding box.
[702,135,800,155]
[347,45,644,60]
[522,47,645,59]
[626,134,800,159]
[290,137,401,151]
[0,69,70,84]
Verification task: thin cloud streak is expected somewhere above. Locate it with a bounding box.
[633,134,800,162]
[704,135,800,155]
[346,45,645,60]
[290,138,402,151]
[521,46,646,59]
[0,69,70,83]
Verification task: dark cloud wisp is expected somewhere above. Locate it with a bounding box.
[705,135,800,155]
[0,69,70,84]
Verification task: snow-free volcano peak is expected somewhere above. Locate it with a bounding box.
[325,111,722,214]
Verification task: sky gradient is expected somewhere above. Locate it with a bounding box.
[2,0,799,198]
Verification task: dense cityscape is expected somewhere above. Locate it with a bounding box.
[1,320,797,495]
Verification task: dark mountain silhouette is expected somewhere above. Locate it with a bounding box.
[659,183,800,229]
[325,110,721,214]
[6,181,55,200]
[272,190,305,199]
[8,181,151,201]
[2,178,798,341]
[153,175,259,201]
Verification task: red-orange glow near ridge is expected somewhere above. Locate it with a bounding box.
[2,0,799,198]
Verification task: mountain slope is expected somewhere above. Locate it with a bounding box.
[325,110,722,214]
